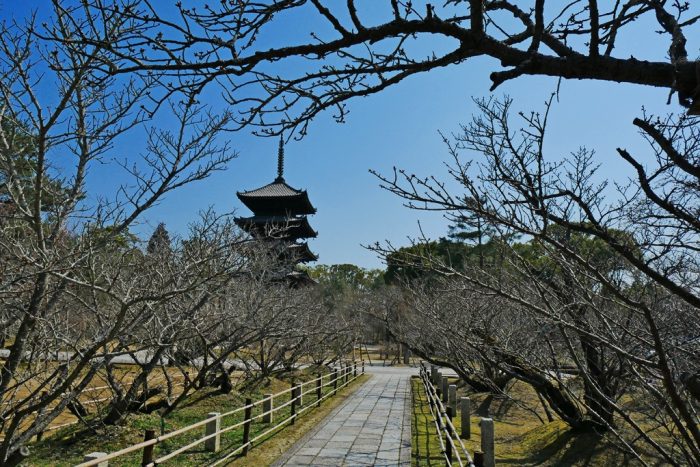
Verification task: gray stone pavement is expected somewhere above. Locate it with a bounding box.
[274,365,417,466]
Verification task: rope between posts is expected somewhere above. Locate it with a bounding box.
[420,372,449,465]
[419,362,475,467]
[424,372,470,466]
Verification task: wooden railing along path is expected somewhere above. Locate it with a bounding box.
[78,361,365,466]
[419,361,495,467]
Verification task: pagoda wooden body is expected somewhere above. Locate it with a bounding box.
[235,140,317,286]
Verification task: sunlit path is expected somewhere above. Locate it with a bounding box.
[274,365,416,466]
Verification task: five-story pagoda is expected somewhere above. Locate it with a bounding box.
[235,139,317,285]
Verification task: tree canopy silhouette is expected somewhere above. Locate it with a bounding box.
[51,1,700,136]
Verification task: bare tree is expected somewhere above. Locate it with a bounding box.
[0,7,235,463]
[50,0,700,137]
[372,97,700,464]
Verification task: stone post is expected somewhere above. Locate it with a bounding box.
[205,412,221,452]
[480,417,495,467]
[448,384,457,416]
[83,452,108,467]
[460,397,471,439]
[262,394,273,423]
[435,371,442,398]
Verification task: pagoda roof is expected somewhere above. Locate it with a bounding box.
[234,215,318,239]
[283,242,318,263]
[266,268,317,287]
[237,178,316,215]
[286,270,318,288]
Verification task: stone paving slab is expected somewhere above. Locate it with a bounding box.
[274,366,416,466]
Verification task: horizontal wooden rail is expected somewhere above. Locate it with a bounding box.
[209,364,362,467]
[77,360,365,467]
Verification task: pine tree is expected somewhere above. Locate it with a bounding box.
[147,222,171,255]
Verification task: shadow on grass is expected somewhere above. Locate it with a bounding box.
[503,426,644,466]
[411,377,445,466]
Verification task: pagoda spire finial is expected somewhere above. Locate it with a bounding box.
[276,135,285,181]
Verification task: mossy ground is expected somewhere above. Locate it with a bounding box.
[411,376,668,466]
[27,368,366,466]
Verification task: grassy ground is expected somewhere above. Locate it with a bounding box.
[411,376,446,466]
[1,365,193,437]
[26,368,366,466]
[410,377,667,466]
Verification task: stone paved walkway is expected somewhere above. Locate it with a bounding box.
[273,365,416,466]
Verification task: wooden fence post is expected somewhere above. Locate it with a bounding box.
[141,429,155,467]
[205,412,221,452]
[474,451,485,467]
[480,417,495,467]
[445,406,453,463]
[333,369,338,395]
[262,394,273,423]
[435,371,442,398]
[431,365,438,385]
[362,360,365,374]
[433,384,443,431]
[426,378,435,412]
[344,364,349,383]
[460,397,471,439]
[290,384,299,425]
[316,375,322,407]
[242,398,252,455]
[353,362,357,377]
[83,452,108,467]
[441,376,449,403]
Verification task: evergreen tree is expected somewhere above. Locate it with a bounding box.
[147,223,171,255]
[446,197,494,268]
[0,117,74,212]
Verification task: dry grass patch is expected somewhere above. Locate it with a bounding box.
[412,377,668,466]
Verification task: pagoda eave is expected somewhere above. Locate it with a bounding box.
[234,216,317,240]
[283,242,318,263]
[237,180,316,216]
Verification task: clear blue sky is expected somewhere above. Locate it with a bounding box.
[1,2,690,269]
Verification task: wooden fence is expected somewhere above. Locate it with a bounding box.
[418,361,495,467]
[77,361,365,466]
